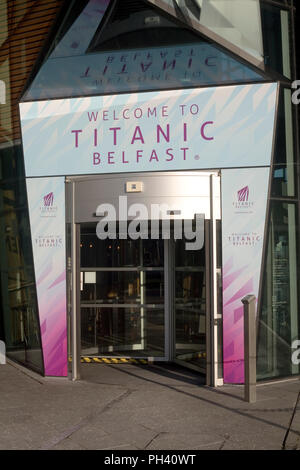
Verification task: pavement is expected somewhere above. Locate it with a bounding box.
[0,360,299,450]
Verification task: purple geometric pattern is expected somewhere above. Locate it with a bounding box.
[222,258,254,383]
[237,186,249,202]
[26,177,67,377]
[222,168,270,384]
[43,192,54,206]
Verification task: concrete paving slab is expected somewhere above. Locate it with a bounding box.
[0,362,299,450]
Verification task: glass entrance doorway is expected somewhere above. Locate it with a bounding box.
[79,223,207,372]
[67,171,222,383]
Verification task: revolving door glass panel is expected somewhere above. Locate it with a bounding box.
[175,235,207,371]
[80,224,165,357]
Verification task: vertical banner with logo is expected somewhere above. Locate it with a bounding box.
[222,167,270,383]
[26,177,67,376]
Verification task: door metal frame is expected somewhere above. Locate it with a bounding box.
[209,174,223,387]
[70,180,81,381]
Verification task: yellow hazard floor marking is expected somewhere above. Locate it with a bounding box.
[71,356,207,364]
[75,357,149,364]
[71,356,205,364]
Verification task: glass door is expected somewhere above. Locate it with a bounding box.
[79,222,209,373]
[173,233,207,373]
[80,223,165,358]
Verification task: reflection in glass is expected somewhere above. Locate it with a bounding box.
[0,146,44,373]
[272,88,296,198]
[80,226,165,358]
[81,225,164,268]
[81,231,139,268]
[81,270,165,305]
[81,271,141,304]
[175,238,206,370]
[261,3,291,78]
[147,0,264,63]
[0,2,62,375]
[81,307,165,357]
[23,0,264,101]
[257,202,299,380]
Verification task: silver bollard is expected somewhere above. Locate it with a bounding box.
[0,340,6,364]
[242,295,256,403]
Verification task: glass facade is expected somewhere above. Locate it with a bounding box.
[256,0,299,380]
[257,201,299,379]
[147,0,264,65]
[0,0,299,382]
[22,0,264,101]
[0,1,62,373]
[0,145,43,372]
[272,88,296,198]
[261,1,292,78]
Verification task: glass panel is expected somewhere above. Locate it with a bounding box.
[143,240,164,267]
[81,306,142,355]
[175,236,206,267]
[0,0,61,375]
[80,225,165,358]
[147,0,263,64]
[271,88,296,197]
[81,224,165,268]
[257,202,300,380]
[261,2,292,78]
[81,232,140,268]
[0,147,44,373]
[23,0,264,101]
[81,270,164,305]
[81,306,165,357]
[175,236,206,370]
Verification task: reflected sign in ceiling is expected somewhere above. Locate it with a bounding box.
[24,42,262,101]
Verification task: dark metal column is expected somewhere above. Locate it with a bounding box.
[242,294,257,403]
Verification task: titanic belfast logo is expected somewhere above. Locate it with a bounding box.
[40,192,57,216]
[237,186,249,202]
[44,192,54,207]
[233,185,254,211]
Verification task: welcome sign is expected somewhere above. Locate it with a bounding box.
[20,83,277,177]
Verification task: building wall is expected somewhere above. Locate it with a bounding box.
[0,0,299,380]
[0,0,62,373]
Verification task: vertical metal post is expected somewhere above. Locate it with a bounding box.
[140,240,146,350]
[165,238,174,362]
[209,174,222,386]
[205,220,211,386]
[242,294,256,403]
[71,180,81,380]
